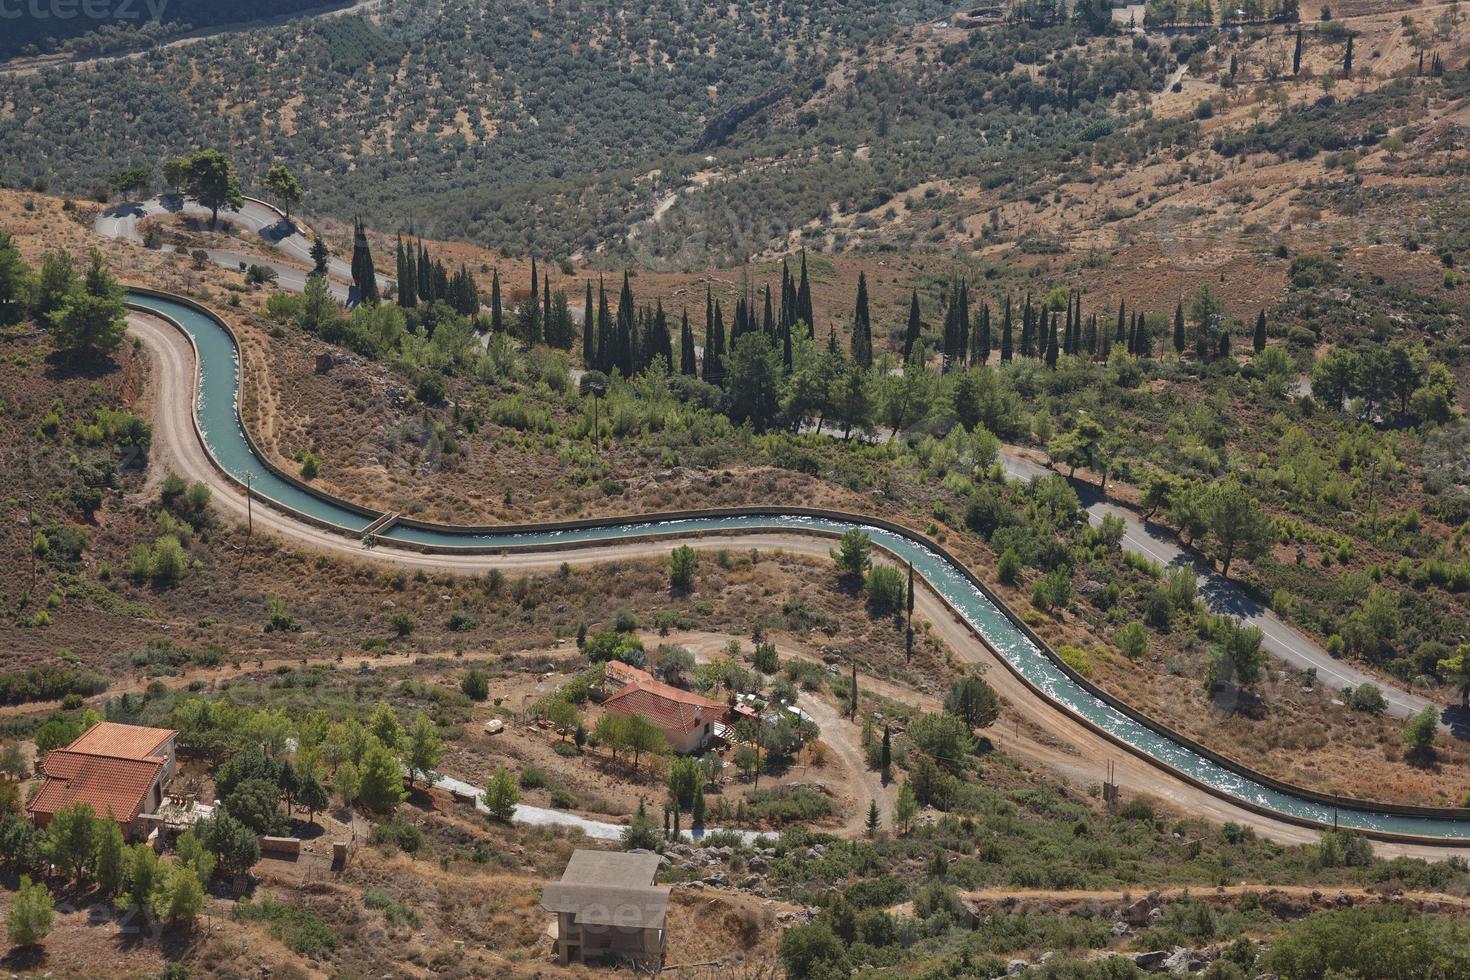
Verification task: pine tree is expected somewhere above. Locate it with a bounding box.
[904,288,921,361]
[851,273,872,369]
[865,799,880,837]
[1173,300,1186,355]
[680,308,697,376]
[1253,309,1267,353]
[1000,295,1014,363]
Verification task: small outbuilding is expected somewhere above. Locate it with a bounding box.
[542,849,669,967]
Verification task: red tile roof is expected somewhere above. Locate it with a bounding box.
[27,751,164,823]
[65,722,174,760]
[604,661,654,688]
[602,680,730,736]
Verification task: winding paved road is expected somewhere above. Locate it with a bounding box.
[97,195,391,302]
[118,307,1467,857]
[996,449,1456,733]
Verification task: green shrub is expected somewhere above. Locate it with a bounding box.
[369,819,424,855]
[234,896,338,957]
[865,563,907,615]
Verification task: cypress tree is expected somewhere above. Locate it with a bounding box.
[1293,29,1303,76]
[1085,312,1098,359]
[851,272,872,369]
[976,301,991,365]
[1000,295,1013,363]
[1063,295,1075,355]
[616,272,635,376]
[417,241,431,303]
[957,281,970,365]
[350,219,379,305]
[699,293,723,384]
[655,301,673,370]
[485,268,500,330]
[680,308,696,376]
[1045,309,1059,367]
[1173,300,1186,355]
[1253,309,1267,353]
[797,251,815,336]
[394,237,408,308]
[1135,312,1150,357]
[1020,296,1034,358]
[762,283,775,338]
[582,280,594,367]
[1127,311,1138,354]
[530,256,538,307]
[779,259,793,335]
[1115,299,1126,347]
[402,238,419,309]
[596,277,611,373]
[542,274,553,345]
[1343,34,1353,75]
[433,260,449,309]
[904,288,921,361]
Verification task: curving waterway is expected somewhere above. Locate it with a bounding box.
[128,291,1470,842]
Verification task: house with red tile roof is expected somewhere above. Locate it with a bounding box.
[601,678,730,755]
[27,722,178,840]
[603,660,654,690]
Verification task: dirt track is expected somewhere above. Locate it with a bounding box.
[123,308,1470,860]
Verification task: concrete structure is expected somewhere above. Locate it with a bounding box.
[542,850,669,967]
[601,676,730,755]
[27,722,178,840]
